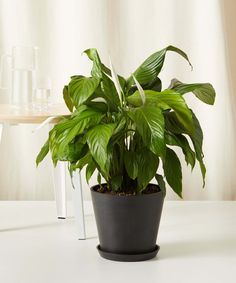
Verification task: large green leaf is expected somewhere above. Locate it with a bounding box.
[77,152,92,170]
[145,77,162,92]
[86,123,116,174]
[52,105,87,135]
[163,147,182,198]
[137,148,159,192]
[63,85,73,112]
[85,101,108,113]
[127,45,192,89]
[170,79,216,105]
[91,85,119,112]
[100,76,120,109]
[50,107,104,160]
[107,143,124,190]
[65,142,87,162]
[165,110,206,186]
[107,143,122,174]
[68,76,100,108]
[128,106,165,156]
[190,112,204,160]
[127,77,162,97]
[165,132,196,169]
[164,111,187,134]
[83,48,103,78]
[128,89,194,132]
[36,140,49,166]
[68,152,93,175]
[124,151,138,180]
[86,159,97,183]
[190,112,206,186]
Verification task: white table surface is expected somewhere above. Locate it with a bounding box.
[0,201,235,283]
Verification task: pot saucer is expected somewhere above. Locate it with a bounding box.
[97,245,160,262]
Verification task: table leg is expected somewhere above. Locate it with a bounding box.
[52,161,67,219]
[48,124,67,219]
[71,170,86,240]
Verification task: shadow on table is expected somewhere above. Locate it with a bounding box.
[159,237,236,260]
[0,216,76,233]
[0,218,98,240]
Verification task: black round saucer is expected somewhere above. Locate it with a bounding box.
[97,245,160,262]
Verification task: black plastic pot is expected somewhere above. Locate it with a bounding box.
[90,184,164,262]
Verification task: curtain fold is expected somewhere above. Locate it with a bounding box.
[0,0,235,200]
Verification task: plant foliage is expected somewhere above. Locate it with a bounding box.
[37,46,216,197]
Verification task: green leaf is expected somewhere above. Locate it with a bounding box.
[83,48,121,111]
[163,147,182,198]
[190,112,206,186]
[137,148,159,192]
[113,116,126,136]
[126,77,162,96]
[110,175,123,191]
[65,142,87,162]
[124,151,138,180]
[85,101,108,113]
[97,172,102,186]
[199,160,206,187]
[145,77,162,92]
[36,139,49,166]
[127,45,192,89]
[50,107,104,160]
[165,111,206,187]
[155,174,166,196]
[102,62,126,92]
[189,113,203,160]
[68,76,100,108]
[58,111,103,157]
[128,90,194,133]
[100,75,120,110]
[86,123,116,174]
[165,132,196,169]
[170,79,216,105]
[86,159,97,183]
[164,111,187,134]
[128,106,165,156]
[63,85,73,112]
[77,152,92,170]
[83,48,103,78]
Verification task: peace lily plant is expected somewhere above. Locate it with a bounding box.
[37,46,215,261]
[37,46,215,197]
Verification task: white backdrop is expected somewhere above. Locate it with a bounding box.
[0,0,235,200]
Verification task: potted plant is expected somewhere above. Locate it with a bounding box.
[36,46,215,262]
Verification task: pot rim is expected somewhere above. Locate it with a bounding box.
[90,183,163,198]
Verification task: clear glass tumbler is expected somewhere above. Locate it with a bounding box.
[32,76,51,111]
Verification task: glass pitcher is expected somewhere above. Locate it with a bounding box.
[0,46,38,107]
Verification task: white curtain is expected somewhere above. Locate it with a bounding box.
[0,0,235,200]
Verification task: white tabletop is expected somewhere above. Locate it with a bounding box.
[0,104,70,124]
[0,201,235,283]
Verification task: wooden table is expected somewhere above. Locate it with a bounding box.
[0,103,70,123]
[0,104,86,239]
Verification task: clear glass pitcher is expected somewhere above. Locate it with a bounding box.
[0,46,38,107]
